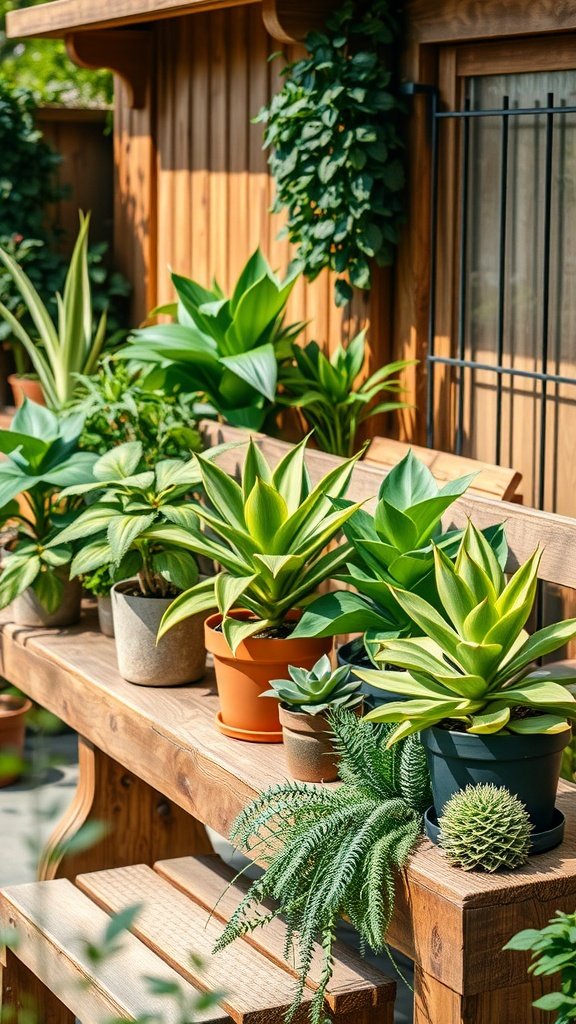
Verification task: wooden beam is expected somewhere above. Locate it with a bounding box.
[261,0,332,42]
[66,30,152,109]
[6,0,259,40]
[406,0,576,43]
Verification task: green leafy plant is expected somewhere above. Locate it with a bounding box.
[293,451,505,653]
[277,331,412,456]
[81,564,119,600]
[156,436,365,652]
[505,911,576,1022]
[256,0,404,306]
[67,358,202,465]
[124,248,303,430]
[0,212,109,409]
[50,440,207,599]
[214,708,430,1024]
[438,784,532,872]
[359,521,576,743]
[263,653,362,714]
[0,400,97,612]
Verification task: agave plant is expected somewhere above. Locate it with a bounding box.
[0,213,108,409]
[293,451,506,654]
[263,654,362,714]
[359,521,576,744]
[124,249,303,430]
[278,331,413,457]
[214,708,431,1024]
[156,437,365,652]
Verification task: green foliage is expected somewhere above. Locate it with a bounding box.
[67,358,202,465]
[0,213,110,408]
[256,0,404,306]
[124,248,303,430]
[156,436,364,652]
[214,708,430,1024]
[51,440,206,598]
[293,451,505,650]
[438,784,532,873]
[505,910,576,1022]
[277,330,412,456]
[360,521,576,743]
[0,400,97,611]
[263,653,362,714]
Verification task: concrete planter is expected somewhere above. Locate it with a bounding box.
[12,578,82,627]
[97,595,115,637]
[111,580,206,686]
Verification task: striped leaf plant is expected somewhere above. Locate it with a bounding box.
[358,521,576,744]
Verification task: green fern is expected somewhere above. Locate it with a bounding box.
[214,709,431,1024]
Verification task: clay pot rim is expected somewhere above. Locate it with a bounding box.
[205,609,327,662]
[0,694,32,718]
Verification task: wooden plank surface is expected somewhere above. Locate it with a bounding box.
[6,0,259,38]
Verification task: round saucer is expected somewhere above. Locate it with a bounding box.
[215,711,283,743]
[424,805,565,856]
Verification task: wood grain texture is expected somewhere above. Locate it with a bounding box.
[66,30,151,108]
[406,0,576,44]
[6,0,259,37]
[413,967,553,1024]
[1,948,75,1024]
[154,855,396,1013]
[0,880,228,1023]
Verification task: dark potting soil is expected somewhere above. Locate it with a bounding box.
[213,620,296,639]
[120,584,180,599]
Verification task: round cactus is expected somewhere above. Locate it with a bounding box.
[438,784,532,872]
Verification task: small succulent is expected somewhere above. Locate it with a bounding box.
[263,654,363,715]
[438,784,532,873]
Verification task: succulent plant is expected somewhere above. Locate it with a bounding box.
[263,654,363,715]
[438,784,532,873]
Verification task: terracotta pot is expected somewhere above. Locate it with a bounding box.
[205,610,333,743]
[12,578,82,627]
[97,595,115,637]
[0,693,32,787]
[112,580,206,686]
[279,702,363,782]
[8,374,45,408]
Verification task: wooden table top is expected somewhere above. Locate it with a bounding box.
[1,607,576,913]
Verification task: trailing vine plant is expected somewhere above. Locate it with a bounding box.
[214,709,431,1024]
[256,0,405,306]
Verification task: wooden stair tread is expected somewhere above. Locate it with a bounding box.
[155,855,395,1013]
[0,878,228,1024]
[76,863,315,1024]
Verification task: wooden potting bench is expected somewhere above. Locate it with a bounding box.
[0,425,574,1024]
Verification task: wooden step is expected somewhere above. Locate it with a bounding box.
[154,855,396,1016]
[0,878,228,1024]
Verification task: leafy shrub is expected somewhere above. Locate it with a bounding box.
[505,911,576,1022]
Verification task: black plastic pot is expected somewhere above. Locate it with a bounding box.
[337,639,407,708]
[421,725,571,832]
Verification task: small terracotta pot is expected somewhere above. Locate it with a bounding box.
[8,374,45,408]
[97,595,115,637]
[205,610,333,743]
[112,580,206,686]
[279,702,363,782]
[0,693,32,787]
[12,578,82,627]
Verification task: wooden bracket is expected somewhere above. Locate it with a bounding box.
[262,0,333,42]
[65,30,152,109]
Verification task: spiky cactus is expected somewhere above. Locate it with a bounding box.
[263,654,363,714]
[438,784,532,873]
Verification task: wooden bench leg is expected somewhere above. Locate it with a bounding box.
[39,737,213,880]
[413,967,552,1024]
[1,948,74,1024]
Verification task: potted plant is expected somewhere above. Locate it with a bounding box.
[262,654,363,781]
[0,400,97,626]
[0,690,32,787]
[123,248,303,430]
[52,440,214,685]
[82,565,116,637]
[293,451,506,703]
[0,212,109,410]
[358,522,576,848]
[157,437,366,740]
[277,331,413,457]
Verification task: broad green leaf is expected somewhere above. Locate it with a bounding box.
[356,668,452,700]
[466,704,511,734]
[496,546,541,617]
[93,442,143,482]
[32,570,64,614]
[242,439,272,501]
[230,248,270,313]
[194,452,245,531]
[51,505,121,546]
[154,458,201,492]
[151,550,199,592]
[455,640,502,678]
[222,613,269,654]
[161,505,200,530]
[0,554,41,608]
[272,435,311,513]
[374,499,418,550]
[433,544,476,633]
[41,544,72,568]
[244,478,289,551]
[459,520,506,593]
[70,540,115,577]
[220,344,278,403]
[390,586,462,658]
[157,576,218,638]
[507,715,571,735]
[378,450,438,508]
[107,513,156,564]
[292,590,394,639]
[12,399,59,442]
[215,573,257,616]
[497,619,576,682]
[462,597,499,644]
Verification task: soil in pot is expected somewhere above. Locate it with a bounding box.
[112,580,206,686]
[279,702,363,782]
[8,374,45,408]
[12,578,82,628]
[205,610,333,742]
[0,693,32,787]
[421,723,572,834]
[97,595,115,637]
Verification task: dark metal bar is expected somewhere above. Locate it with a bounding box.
[455,97,471,456]
[427,354,576,387]
[427,88,440,450]
[538,92,555,511]
[495,96,510,464]
[436,104,576,119]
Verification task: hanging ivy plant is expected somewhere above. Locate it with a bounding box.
[256,0,405,306]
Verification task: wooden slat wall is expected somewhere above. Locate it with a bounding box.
[114,7,388,362]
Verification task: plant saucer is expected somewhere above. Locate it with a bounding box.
[424,805,565,856]
[215,711,283,743]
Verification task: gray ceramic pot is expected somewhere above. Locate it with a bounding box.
[12,578,82,627]
[97,595,115,638]
[111,580,206,686]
